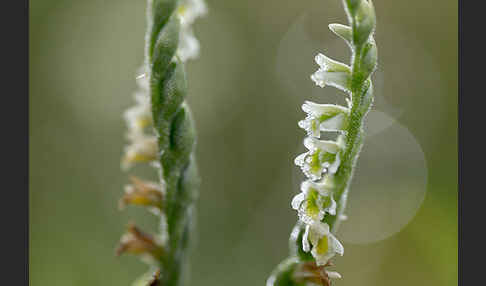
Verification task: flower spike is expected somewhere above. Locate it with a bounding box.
[267,0,378,284]
[117,0,206,285]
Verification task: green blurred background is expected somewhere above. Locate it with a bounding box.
[29,0,457,285]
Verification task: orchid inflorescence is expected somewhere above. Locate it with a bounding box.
[117,1,206,285]
[267,1,378,285]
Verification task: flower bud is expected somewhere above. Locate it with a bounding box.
[354,0,376,47]
[124,96,153,132]
[328,23,352,47]
[344,0,362,16]
[360,39,377,79]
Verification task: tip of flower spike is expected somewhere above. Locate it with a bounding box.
[291,192,306,211]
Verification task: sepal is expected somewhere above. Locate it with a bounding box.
[328,23,352,47]
[311,53,351,93]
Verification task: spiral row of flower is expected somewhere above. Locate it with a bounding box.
[267,1,377,286]
[117,0,206,285]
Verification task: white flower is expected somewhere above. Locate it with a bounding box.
[124,94,152,132]
[294,137,342,180]
[302,221,344,266]
[177,0,207,62]
[291,179,337,224]
[310,53,351,92]
[298,101,349,137]
[122,133,158,170]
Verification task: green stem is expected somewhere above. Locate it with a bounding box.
[324,0,374,234]
[326,83,370,232]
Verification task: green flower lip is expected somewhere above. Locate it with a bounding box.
[298,101,349,137]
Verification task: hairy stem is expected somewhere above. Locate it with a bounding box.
[147,2,199,285]
[118,1,205,285]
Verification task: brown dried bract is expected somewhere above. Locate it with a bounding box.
[293,261,335,286]
[148,269,161,286]
[115,223,163,258]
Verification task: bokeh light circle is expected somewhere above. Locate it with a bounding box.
[339,110,427,244]
[291,110,427,244]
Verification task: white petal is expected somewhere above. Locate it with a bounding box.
[326,195,337,215]
[314,53,350,72]
[329,233,344,256]
[291,193,306,210]
[303,137,340,154]
[311,221,330,237]
[327,152,341,174]
[301,180,331,196]
[302,101,348,116]
[326,271,342,279]
[329,23,352,46]
[294,152,308,167]
[310,69,351,92]
[302,225,311,252]
[320,112,346,132]
[310,72,326,88]
[298,116,321,138]
[300,180,312,194]
[178,28,200,62]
